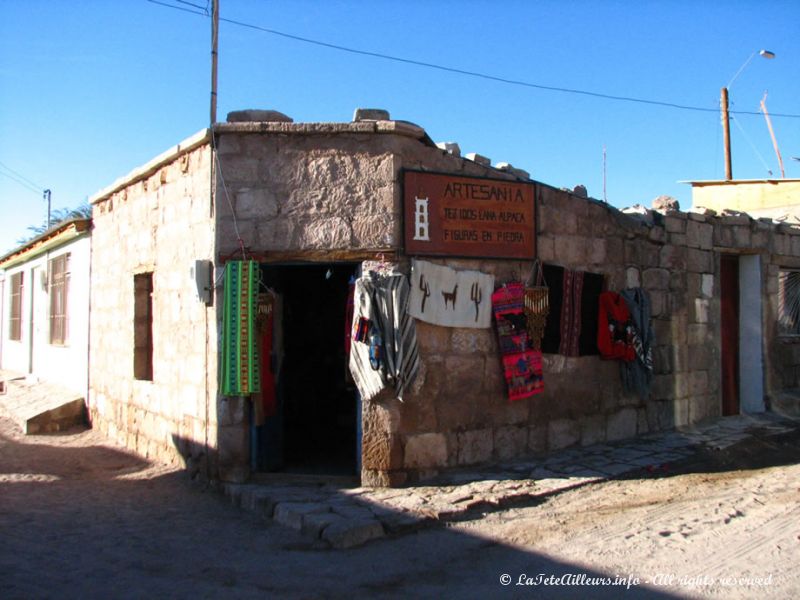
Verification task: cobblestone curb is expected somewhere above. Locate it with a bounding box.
[222,413,798,549]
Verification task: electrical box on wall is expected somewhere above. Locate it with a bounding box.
[191,260,212,304]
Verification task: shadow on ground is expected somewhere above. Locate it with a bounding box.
[0,416,683,599]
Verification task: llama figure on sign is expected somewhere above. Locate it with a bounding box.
[442,284,458,310]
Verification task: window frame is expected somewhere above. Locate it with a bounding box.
[8,271,23,341]
[48,253,70,346]
[133,272,154,381]
[778,268,800,338]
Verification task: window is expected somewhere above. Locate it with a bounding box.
[133,273,154,380]
[778,269,800,336]
[9,272,23,341]
[49,253,70,345]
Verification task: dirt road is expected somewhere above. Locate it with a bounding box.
[1,413,798,599]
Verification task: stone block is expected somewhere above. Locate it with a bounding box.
[235,188,279,219]
[580,415,606,446]
[361,432,402,471]
[693,298,709,324]
[686,220,713,249]
[548,419,580,450]
[457,428,493,465]
[689,370,709,396]
[273,502,330,531]
[625,267,641,288]
[451,329,495,354]
[687,324,711,345]
[528,425,547,454]
[416,322,452,354]
[353,108,390,121]
[590,238,607,264]
[674,398,690,427]
[642,268,670,290]
[637,408,648,434]
[659,244,687,270]
[606,408,637,442]
[322,519,385,549]
[665,215,687,233]
[493,425,527,461]
[733,225,752,247]
[687,345,713,371]
[404,433,448,468]
[227,109,293,123]
[687,248,713,273]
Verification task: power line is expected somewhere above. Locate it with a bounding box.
[146,0,800,120]
[0,163,43,196]
[0,160,44,190]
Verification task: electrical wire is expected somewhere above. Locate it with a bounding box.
[145,0,800,119]
[731,113,774,176]
[0,169,43,195]
[0,160,44,194]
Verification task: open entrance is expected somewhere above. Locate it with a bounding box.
[720,254,765,416]
[251,262,359,476]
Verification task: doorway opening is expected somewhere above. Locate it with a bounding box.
[720,253,764,416]
[252,262,359,476]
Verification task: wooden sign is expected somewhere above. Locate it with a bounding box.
[403,170,536,259]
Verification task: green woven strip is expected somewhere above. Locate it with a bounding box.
[221,260,260,395]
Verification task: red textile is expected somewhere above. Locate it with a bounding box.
[597,291,635,362]
[492,283,544,402]
[259,311,277,417]
[344,281,355,357]
[559,269,584,357]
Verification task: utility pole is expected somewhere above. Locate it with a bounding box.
[760,92,785,179]
[210,0,219,125]
[43,189,52,230]
[721,87,732,180]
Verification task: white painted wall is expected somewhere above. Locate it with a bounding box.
[0,235,91,395]
[739,254,765,413]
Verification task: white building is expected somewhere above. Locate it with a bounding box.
[0,218,91,396]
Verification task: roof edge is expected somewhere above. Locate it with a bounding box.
[89,128,211,205]
[0,218,91,269]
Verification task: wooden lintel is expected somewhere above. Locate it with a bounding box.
[217,248,400,265]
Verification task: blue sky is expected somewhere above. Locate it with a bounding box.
[1,0,798,255]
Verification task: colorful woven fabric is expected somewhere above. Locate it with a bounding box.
[559,269,584,357]
[221,260,261,396]
[492,283,544,402]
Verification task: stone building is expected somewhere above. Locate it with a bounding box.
[86,110,800,486]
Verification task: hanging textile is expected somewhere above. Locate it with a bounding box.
[492,283,544,402]
[252,293,277,425]
[221,260,261,396]
[344,277,356,358]
[597,291,636,362]
[408,259,495,328]
[620,287,655,397]
[559,269,584,357]
[349,269,420,402]
[541,264,603,356]
[523,260,549,350]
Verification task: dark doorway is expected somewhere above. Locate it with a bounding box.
[720,255,739,416]
[252,263,358,476]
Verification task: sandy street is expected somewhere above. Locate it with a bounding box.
[1,412,798,599]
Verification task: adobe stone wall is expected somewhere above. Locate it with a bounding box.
[210,125,800,486]
[88,144,217,475]
[368,191,800,485]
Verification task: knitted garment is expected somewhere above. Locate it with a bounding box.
[597,291,636,362]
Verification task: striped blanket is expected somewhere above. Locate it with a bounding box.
[221,260,261,396]
[349,270,420,402]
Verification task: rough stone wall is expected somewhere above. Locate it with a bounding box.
[370,185,800,485]
[88,145,217,474]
